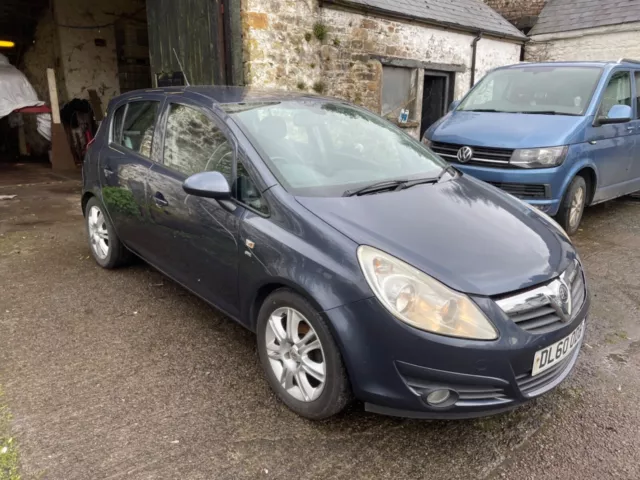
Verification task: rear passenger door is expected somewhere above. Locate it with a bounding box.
[99,96,164,257]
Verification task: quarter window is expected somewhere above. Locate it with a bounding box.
[598,71,631,118]
[163,104,234,180]
[236,158,268,215]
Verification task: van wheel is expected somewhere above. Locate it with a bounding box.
[256,289,352,420]
[556,176,587,236]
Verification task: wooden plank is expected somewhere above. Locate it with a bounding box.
[47,68,61,124]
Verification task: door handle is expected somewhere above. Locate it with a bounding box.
[627,126,636,132]
[153,192,169,207]
[103,167,114,177]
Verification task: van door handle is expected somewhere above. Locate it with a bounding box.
[627,126,635,132]
[153,192,169,207]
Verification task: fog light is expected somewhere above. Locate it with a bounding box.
[425,389,451,405]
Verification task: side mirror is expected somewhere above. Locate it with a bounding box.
[183,171,231,200]
[448,99,461,112]
[597,104,632,125]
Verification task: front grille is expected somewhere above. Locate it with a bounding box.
[496,261,587,335]
[431,141,516,168]
[402,375,511,407]
[486,182,549,199]
[516,343,580,397]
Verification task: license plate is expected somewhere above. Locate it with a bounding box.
[532,321,585,376]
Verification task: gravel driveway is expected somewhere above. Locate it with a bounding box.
[1,163,639,479]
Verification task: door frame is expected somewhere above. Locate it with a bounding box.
[421,70,455,137]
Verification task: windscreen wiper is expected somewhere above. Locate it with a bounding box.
[520,111,579,116]
[463,108,503,112]
[343,179,408,197]
[400,165,456,191]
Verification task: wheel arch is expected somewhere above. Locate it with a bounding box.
[81,191,95,216]
[248,279,327,333]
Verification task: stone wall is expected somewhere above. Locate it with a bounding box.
[20,9,58,102]
[242,0,521,126]
[21,0,146,109]
[527,23,640,63]
[52,0,146,107]
[482,0,547,27]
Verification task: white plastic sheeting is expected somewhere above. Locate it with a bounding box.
[0,54,51,141]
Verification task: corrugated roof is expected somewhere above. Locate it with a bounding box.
[324,0,527,40]
[530,0,640,36]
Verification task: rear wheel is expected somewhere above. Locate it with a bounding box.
[556,176,587,236]
[85,197,132,268]
[256,289,352,420]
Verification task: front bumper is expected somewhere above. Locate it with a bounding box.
[325,294,589,419]
[455,163,565,215]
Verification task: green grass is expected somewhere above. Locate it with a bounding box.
[0,389,20,480]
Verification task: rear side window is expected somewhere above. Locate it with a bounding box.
[163,104,234,180]
[111,105,126,144]
[111,101,159,158]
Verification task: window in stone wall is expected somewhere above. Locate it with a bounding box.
[163,104,233,181]
[381,66,419,121]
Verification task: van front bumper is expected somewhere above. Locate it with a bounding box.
[453,164,565,215]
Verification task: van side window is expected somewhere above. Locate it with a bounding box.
[635,72,640,116]
[598,71,631,118]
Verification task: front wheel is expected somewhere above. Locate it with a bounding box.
[556,176,587,236]
[256,289,352,420]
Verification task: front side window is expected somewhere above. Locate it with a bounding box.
[458,66,603,116]
[113,101,159,157]
[163,104,233,180]
[226,101,445,197]
[163,104,269,213]
[597,71,631,118]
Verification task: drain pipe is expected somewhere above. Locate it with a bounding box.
[470,32,483,88]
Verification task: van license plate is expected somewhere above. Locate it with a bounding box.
[532,321,585,377]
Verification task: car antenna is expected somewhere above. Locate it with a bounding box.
[173,48,191,87]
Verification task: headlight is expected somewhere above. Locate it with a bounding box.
[357,246,498,340]
[422,137,432,148]
[510,146,567,168]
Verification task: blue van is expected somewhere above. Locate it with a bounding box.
[424,60,640,234]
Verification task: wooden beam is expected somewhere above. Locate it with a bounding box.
[46,68,61,124]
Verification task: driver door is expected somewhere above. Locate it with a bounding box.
[145,100,243,316]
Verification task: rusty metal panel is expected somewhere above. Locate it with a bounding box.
[146,0,225,86]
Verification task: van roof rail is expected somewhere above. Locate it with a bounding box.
[617,58,640,64]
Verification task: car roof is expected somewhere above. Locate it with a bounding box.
[112,86,332,106]
[495,60,640,71]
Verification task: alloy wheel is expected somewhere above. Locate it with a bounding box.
[264,307,326,402]
[569,186,585,230]
[88,205,109,259]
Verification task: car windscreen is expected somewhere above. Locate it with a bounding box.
[225,101,446,197]
[457,66,603,116]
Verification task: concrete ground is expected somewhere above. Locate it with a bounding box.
[1,162,640,479]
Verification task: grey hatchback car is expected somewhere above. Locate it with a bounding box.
[82,87,589,420]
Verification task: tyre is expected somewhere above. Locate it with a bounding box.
[256,289,352,420]
[85,196,132,269]
[556,175,587,236]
